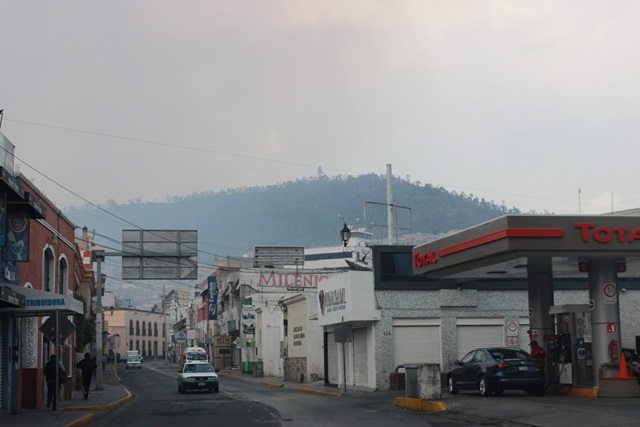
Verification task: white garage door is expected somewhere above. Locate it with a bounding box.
[353,328,368,387]
[393,319,441,368]
[326,331,338,385]
[456,322,503,360]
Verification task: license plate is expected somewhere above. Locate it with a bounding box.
[518,367,528,371]
[198,382,205,386]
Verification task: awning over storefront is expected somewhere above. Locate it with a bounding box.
[0,285,84,316]
[0,284,25,308]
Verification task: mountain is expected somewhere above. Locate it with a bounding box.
[66,173,521,264]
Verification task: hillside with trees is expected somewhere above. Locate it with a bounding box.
[68,173,521,259]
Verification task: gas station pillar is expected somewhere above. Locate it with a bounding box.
[588,259,622,386]
[527,257,555,379]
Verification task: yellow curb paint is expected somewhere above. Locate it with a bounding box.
[296,387,342,397]
[393,397,446,412]
[66,413,94,427]
[261,381,284,388]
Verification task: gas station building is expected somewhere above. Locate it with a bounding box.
[412,214,640,393]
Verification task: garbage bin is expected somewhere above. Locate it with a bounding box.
[254,361,264,377]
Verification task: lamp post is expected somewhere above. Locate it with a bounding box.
[340,223,351,248]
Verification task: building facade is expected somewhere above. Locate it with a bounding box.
[106,308,166,360]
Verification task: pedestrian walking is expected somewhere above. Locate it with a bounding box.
[76,352,97,400]
[44,354,67,410]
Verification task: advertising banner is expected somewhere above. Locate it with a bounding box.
[208,276,218,320]
[0,191,5,247]
[4,211,29,261]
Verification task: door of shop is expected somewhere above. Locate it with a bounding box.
[325,331,338,385]
[353,328,368,387]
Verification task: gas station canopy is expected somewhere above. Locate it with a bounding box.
[413,214,640,280]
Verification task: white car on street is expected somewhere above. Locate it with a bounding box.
[177,362,219,393]
[126,355,142,370]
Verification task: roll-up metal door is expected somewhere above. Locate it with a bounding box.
[325,331,338,385]
[456,324,503,360]
[353,328,368,387]
[0,318,4,408]
[393,322,441,368]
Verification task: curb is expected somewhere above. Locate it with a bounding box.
[296,387,342,397]
[64,386,134,412]
[66,413,94,427]
[261,381,284,388]
[393,397,447,412]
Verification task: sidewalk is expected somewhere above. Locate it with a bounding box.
[218,367,384,397]
[0,365,132,427]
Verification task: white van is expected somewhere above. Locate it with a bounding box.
[183,347,208,364]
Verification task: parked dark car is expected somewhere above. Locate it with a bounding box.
[447,347,545,397]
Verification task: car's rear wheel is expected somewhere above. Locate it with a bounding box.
[177,383,182,393]
[478,376,492,397]
[448,376,459,394]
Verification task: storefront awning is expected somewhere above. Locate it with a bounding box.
[0,284,25,308]
[0,285,84,316]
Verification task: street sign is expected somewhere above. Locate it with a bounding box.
[175,330,187,344]
[40,311,76,343]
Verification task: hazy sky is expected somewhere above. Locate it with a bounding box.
[2,1,640,215]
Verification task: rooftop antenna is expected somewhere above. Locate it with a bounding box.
[578,188,581,214]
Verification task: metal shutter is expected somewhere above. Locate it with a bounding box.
[456,325,503,360]
[393,325,441,368]
[353,328,368,387]
[326,331,338,385]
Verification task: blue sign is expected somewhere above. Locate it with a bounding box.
[207,276,217,320]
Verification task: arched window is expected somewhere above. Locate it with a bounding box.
[43,248,55,292]
[58,257,68,295]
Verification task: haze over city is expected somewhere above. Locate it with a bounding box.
[2,1,640,215]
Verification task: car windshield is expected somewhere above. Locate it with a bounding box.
[129,357,140,362]
[187,353,207,361]
[184,364,214,373]
[489,349,531,361]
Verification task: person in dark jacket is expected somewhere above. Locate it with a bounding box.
[44,354,67,410]
[76,352,97,400]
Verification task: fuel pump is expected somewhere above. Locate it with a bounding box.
[549,305,595,387]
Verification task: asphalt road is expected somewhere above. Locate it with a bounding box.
[95,360,505,427]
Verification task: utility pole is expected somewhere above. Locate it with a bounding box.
[92,250,106,391]
[163,285,168,362]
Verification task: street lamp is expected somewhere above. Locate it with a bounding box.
[340,223,351,247]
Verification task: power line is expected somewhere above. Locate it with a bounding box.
[5,118,350,173]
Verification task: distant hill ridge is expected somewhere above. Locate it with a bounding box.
[67,174,521,260]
